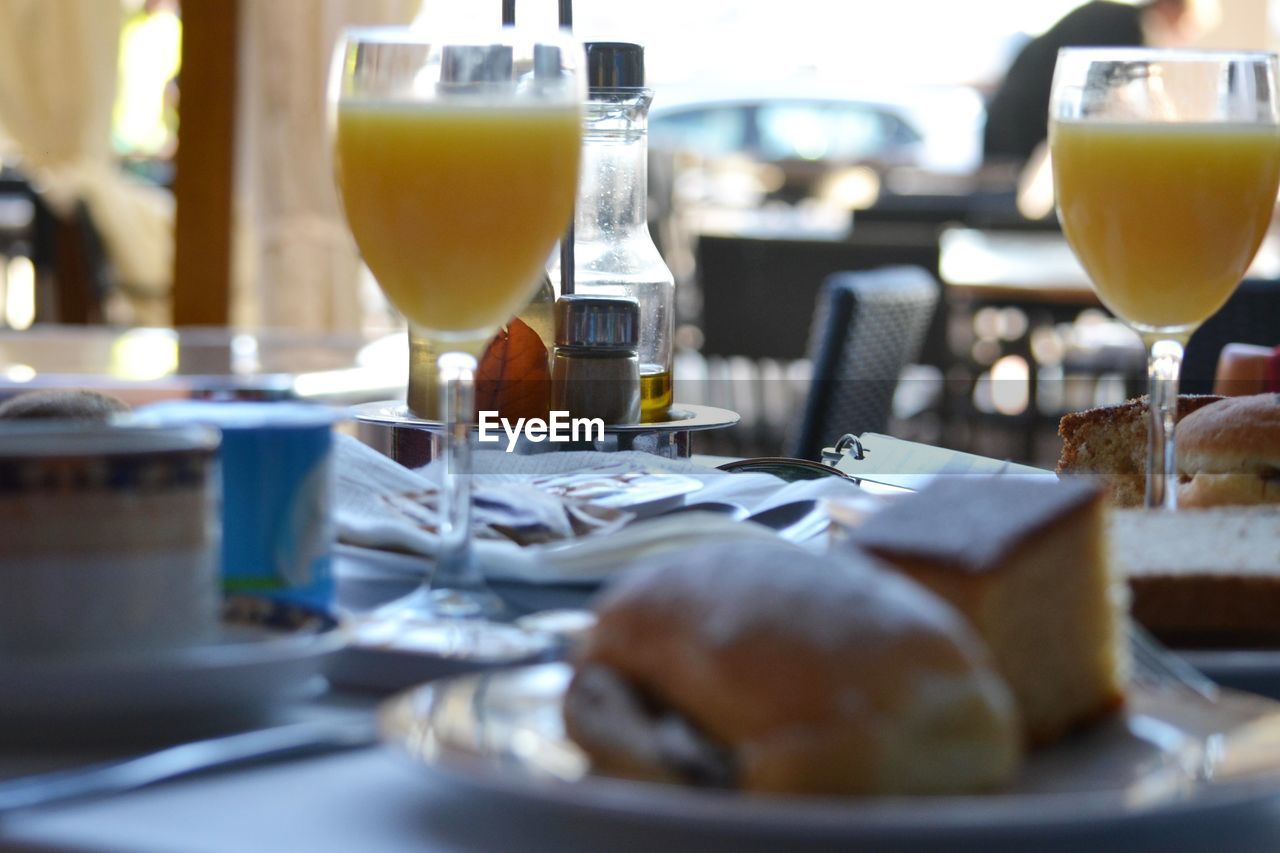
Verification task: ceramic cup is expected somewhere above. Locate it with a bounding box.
[0,423,221,655]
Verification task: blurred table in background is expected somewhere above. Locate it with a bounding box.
[940,225,1280,306]
[938,227,1280,465]
[939,227,1125,463]
[939,228,1096,305]
[0,326,405,408]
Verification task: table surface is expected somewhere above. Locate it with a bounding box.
[0,325,405,407]
[938,227,1098,304]
[9,744,910,853]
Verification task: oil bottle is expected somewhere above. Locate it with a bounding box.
[550,42,674,423]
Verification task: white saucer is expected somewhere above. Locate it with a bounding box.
[0,597,345,732]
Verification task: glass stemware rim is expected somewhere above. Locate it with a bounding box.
[1057,46,1278,64]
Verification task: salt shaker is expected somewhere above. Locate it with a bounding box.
[551,295,641,425]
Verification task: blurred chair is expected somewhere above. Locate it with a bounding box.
[0,171,34,324]
[696,229,943,362]
[785,266,940,460]
[1181,279,1280,396]
[0,168,113,326]
[31,196,112,325]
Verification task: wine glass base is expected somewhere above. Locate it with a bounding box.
[372,584,506,622]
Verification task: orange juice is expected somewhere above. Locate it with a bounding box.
[335,101,580,337]
[1051,121,1280,332]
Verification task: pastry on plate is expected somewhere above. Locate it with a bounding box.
[1112,506,1280,646]
[848,476,1125,746]
[1057,394,1222,506]
[564,540,1021,796]
[1176,393,1280,508]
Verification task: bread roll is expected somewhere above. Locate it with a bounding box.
[1177,393,1280,507]
[564,540,1020,796]
[0,389,129,421]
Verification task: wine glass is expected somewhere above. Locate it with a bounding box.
[1050,49,1280,509]
[331,26,583,617]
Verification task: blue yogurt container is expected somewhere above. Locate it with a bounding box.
[135,401,339,609]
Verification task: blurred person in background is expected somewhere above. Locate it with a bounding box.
[983,0,1216,220]
[982,0,1199,171]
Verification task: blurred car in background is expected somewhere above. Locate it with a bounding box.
[651,95,925,204]
[649,83,985,212]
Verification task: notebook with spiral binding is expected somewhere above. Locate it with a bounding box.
[820,433,1055,493]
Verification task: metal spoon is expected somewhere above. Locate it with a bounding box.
[0,717,376,816]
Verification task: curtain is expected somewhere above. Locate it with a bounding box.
[237,0,421,331]
[0,0,173,324]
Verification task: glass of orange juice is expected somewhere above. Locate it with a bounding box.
[1050,49,1280,509]
[331,27,583,617]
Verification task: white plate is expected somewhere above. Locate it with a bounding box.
[0,598,345,733]
[380,663,1280,849]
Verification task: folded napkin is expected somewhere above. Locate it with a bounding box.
[335,434,632,547]
[334,434,878,585]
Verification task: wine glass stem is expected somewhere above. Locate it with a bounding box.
[432,350,480,591]
[1144,337,1184,510]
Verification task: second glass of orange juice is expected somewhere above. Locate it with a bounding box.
[1050,49,1280,509]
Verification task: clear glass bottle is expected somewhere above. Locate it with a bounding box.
[551,42,674,423]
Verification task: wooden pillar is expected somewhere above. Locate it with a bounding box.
[171,0,240,326]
